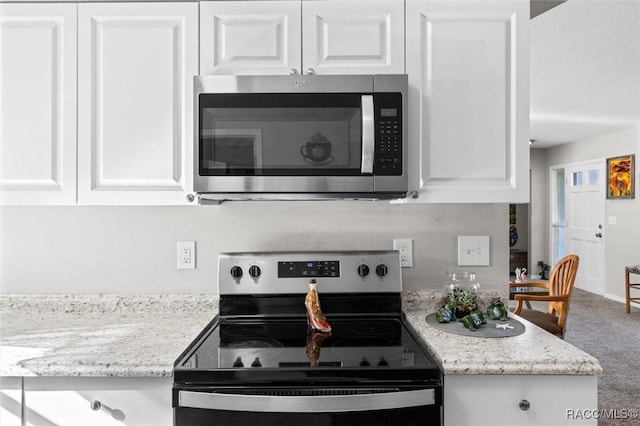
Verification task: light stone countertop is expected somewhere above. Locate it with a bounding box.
[1,292,602,378]
[0,294,217,377]
[403,291,603,376]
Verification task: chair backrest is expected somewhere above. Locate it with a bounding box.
[547,254,580,332]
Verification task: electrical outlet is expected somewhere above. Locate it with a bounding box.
[177,241,196,270]
[393,239,413,268]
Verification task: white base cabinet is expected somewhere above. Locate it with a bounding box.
[444,375,598,426]
[23,377,172,426]
[406,0,530,203]
[0,377,22,426]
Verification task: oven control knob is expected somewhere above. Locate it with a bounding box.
[251,357,262,368]
[375,264,389,277]
[232,357,244,368]
[230,266,243,279]
[249,265,261,279]
[357,264,370,277]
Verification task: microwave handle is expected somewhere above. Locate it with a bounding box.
[361,95,374,174]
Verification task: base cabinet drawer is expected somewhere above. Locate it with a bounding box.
[444,375,598,425]
[24,377,172,426]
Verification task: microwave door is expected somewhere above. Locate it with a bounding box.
[361,95,374,174]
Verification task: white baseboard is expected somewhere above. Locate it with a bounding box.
[603,292,640,309]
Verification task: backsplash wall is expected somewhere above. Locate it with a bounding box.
[0,202,508,293]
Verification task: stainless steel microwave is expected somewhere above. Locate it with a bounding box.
[194,74,407,202]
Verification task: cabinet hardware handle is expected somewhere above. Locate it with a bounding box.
[90,400,126,421]
[305,68,316,75]
[519,399,531,411]
[186,193,195,203]
[289,68,299,75]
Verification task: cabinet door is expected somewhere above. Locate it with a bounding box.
[24,377,172,426]
[0,3,77,205]
[406,0,529,203]
[200,1,302,75]
[0,377,22,426]
[77,2,197,205]
[444,375,597,425]
[302,0,404,74]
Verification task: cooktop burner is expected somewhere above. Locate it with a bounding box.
[223,324,268,338]
[351,322,396,336]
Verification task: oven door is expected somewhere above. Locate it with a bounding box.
[174,386,441,426]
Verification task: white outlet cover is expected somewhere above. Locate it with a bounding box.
[177,241,196,270]
[393,239,413,268]
[457,236,490,266]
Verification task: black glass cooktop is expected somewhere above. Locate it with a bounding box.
[179,317,436,371]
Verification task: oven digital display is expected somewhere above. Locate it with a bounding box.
[278,261,340,278]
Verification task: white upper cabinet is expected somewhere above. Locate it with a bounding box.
[200,0,404,75]
[302,0,404,74]
[77,2,198,205]
[406,0,530,203]
[0,3,77,205]
[200,1,301,75]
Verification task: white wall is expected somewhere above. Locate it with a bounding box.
[529,149,549,272]
[0,202,509,294]
[532,126,640,300]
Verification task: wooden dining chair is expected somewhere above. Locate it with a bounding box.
[510,254,580,339]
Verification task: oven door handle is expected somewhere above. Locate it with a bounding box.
[361,95,375,174]
[179,389,435,413]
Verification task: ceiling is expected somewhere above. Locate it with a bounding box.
[529,0,640,148]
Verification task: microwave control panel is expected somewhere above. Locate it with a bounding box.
[374,93,403,175]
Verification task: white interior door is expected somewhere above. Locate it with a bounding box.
[565,160,605,295]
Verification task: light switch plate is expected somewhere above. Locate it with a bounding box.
[457,236,490,266]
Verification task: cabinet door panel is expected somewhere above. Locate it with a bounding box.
[0,3,77,205]
[444,375,597,425]
[200,1,301,75]
[407,0,529,203]
[0,377,21,426]
[303,0,404,74]
[24,377,172,426]
[78,2,197,205]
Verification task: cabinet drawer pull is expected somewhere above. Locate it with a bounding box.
[519,399,531,411]
[90,400,126,421]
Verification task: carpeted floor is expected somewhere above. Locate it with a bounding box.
[561,289,640,425]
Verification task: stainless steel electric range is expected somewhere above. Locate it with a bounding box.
[173,251,442,425]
